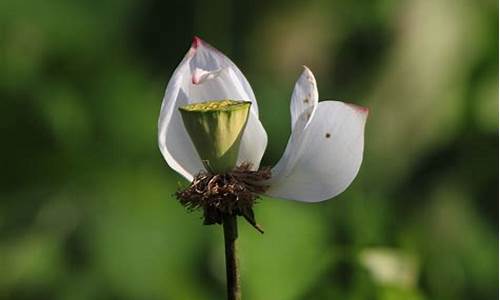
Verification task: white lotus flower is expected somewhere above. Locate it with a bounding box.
[158,37,368,202]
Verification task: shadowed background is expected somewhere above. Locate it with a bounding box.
[0,0,498,299]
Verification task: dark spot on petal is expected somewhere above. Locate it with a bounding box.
[303,98,309,103]
[325,133,331,138]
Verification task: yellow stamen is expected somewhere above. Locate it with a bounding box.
[181,100,248,112]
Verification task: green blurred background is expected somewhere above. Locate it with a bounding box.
[1,0,498,299]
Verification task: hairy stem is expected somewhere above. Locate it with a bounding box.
[223,213,241,300]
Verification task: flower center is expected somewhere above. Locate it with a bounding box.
[179,99,251,174]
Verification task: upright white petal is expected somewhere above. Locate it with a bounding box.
[158,37,267,181]
[158,49,200,181]
[189,37,259,115]
[267,101,368,202]
[270,67,319,181]
[290,66,319,128]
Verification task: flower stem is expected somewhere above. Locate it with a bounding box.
[222,213,241,300]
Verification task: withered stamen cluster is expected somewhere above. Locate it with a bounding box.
[176,163,271,233]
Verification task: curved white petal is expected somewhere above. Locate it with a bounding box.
[158,37,267,180]
[290,66,318,128]
[189,37,259,115]
[160,89,205,181]
[269,67,319,181]
[266,101,368,202]
[187,67,252,103]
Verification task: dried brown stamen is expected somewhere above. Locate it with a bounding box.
[175,163,271,233]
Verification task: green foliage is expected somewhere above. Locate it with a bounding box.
[0,0,497,299]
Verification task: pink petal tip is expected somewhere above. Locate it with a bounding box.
[191,36,202,49]
[348,103,369,115]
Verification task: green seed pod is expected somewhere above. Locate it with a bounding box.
[179,100,251,174]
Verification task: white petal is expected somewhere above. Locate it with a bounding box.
[158,37,267,180]
[290,66,318,128]
[237,111,268,170]
[187,67,252,102]
[266,101,368,202]
[189,37,259,115]
[160,89,205,181]
[269,67,319,180]
[191,67,221,84]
